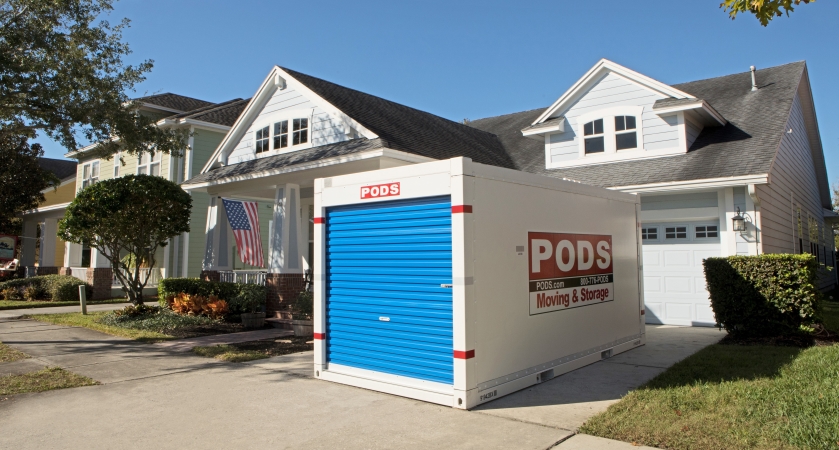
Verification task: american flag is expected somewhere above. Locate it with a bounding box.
[221,198,264,267]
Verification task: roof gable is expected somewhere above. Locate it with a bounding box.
[533,59,695,125]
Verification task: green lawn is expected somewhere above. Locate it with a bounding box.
[0,342,29,363]
[0,299,126,310]
[580,302,839,450]
[27,312,174,342]
[193,345,268,362]
[0,367,98,395]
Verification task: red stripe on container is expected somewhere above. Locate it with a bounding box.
[452,205,473,214]
[641,310,645,315]
[454,350,475,359]
[313,333,325,340]
[313,217,325,224]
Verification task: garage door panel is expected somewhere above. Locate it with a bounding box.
[663,250,691,267]
[642,226,719,327]
[326,195,454,385]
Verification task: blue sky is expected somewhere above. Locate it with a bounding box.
[39,0,837,186]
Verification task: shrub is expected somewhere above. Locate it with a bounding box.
[228,284,266,314]
[1,287,21,301]
[166,293,228,319]
[292,290,313,320]
[703,254,822,337]
[158,278,265,315]
[98,306,216,332]
[0,275,91,302]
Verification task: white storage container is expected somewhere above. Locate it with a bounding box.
[313,157,645,409]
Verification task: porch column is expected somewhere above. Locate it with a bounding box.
[266,184,306,313]
[65,242,82,267]
[38,218,59,273]
[20,220,37,269]
[88,247,113,300]
[200,196,229,281]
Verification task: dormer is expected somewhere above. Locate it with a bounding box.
[524,59,725,169]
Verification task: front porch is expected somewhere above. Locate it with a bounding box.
[184,144,430,313]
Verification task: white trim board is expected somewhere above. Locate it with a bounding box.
[612,174,769,194]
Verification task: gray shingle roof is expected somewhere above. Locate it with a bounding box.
[468,61,807,188]
[171,98,249,127]
[137,93,215,112]
[184,138,384,186]
[282,68,515,168]
[38,158,77,181]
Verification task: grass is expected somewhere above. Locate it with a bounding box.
[580,301,839,450]
[0,342,29,363]
[27,312,174,343]
[0,367,98,395]
[193,345,268,362]
[0,299,126,310]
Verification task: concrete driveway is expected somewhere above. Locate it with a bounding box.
[0,320,722,449]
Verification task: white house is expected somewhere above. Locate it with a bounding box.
[183,59,837,326]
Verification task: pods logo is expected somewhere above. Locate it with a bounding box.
[360,182,400,199]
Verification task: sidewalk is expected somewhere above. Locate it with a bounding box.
[0,302,132,320]
[154,328,294,352]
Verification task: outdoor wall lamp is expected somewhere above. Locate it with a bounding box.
[732,207,748,233]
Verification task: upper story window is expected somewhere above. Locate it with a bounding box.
[273,121,288,150]
[254,114,311,156]
[255,125,270,153]
[81,161,99,189]
[113,152,120,178]
[137,152,160,176]
[292,118,309,145]
[583,119,604,154]
[615,116,638,150]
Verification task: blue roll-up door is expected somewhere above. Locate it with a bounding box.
[325,195,453,385]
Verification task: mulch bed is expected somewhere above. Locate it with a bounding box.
[226,336,314,357]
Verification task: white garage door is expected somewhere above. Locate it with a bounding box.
[641,222,720,326]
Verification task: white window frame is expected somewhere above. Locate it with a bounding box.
[81,160,100,189]
[253,109,314,158]
[576,106,645,158]
[113,152,121,178]
[641,226,659,242]
[137,152,161,176]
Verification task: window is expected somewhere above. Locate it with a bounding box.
[81,161,99,188]
[615,116,638,150]
[255,125,270,153]
[695,225,718,239]
[665,226,687,239]
[137,152,161,176]
[293,118,308,145]
[273,121,288,150]
[641,227,658,240]
[113,152,120,178]
[583,119,604,153]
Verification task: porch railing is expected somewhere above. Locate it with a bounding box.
[24,266,37,278]
[218,270,267,286]
[112,268,162,287]
[70,267,88,282]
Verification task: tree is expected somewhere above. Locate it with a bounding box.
[0,135,59,235]
[58,175,191,304]
[0,0,188,159]
[720,0,814,26]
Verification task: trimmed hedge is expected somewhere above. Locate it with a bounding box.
[157,278,266,314]
[703,254,821,336]
[0,275,93,302]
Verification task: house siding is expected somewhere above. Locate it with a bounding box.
[228,85,350,164]
[548,71,680,164]
[755,89,832,288]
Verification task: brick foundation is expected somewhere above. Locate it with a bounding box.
[86,268,113,300]
[58,267,72,276]
[200,270,220,282]
[265,273,305,314]
[36,266,59,276]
